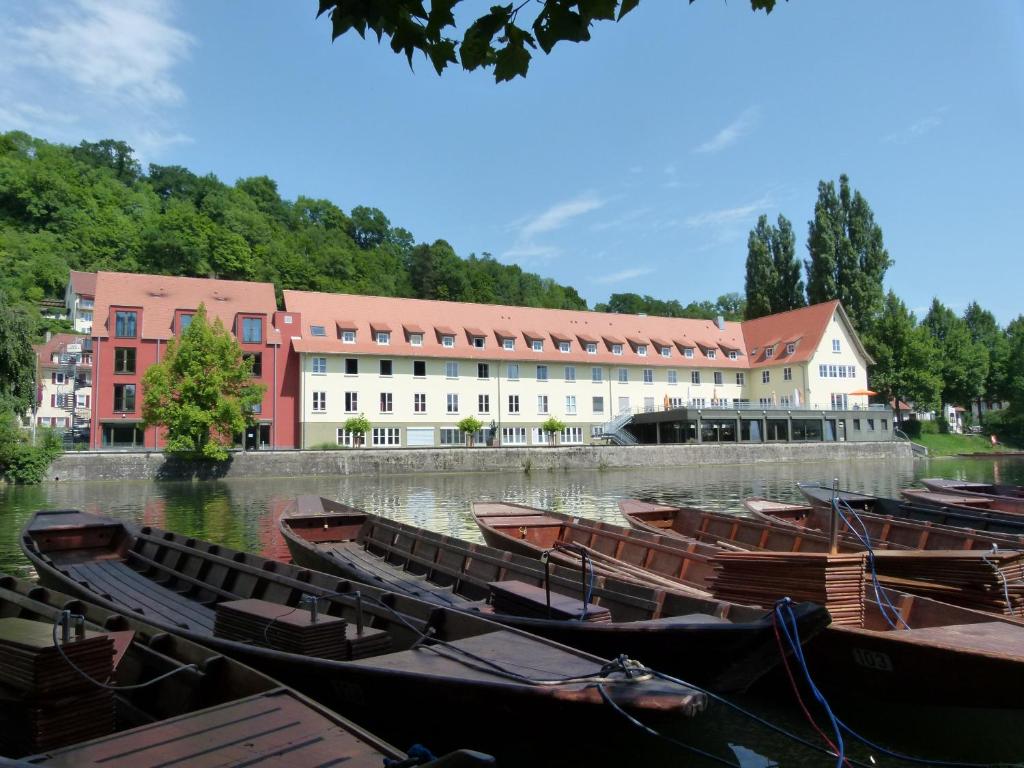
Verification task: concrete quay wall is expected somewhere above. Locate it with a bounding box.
[46,441,912,483]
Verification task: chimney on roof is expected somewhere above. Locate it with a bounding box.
[715,315,725,331]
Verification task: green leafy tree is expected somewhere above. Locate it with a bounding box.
[866,292,942,423]
[456,416,483,446]
[540,416,566,446]
[922,299,989,419]
[744,215,777,319]
[0,292,37,414]
[141,305,265,460]
[805,174,892,332]
[963,301,1011,422]
[315,0,782,82]
[0,414,62,483]
[343,414,371,446]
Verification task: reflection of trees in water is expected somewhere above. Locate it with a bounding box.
[161,484,253,553]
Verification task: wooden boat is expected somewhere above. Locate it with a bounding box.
[278,496,830,693]
[0,573,490,767]
[922,477,1024,501]
[903,486,1024,516]
[798,483,1024,540]
[20,510,706,765]
[472,501,1024,717]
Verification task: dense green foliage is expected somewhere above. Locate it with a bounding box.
[743,214,804,319]
[316,0,782,82]
[0,292,37,414]
[922,299,989,416]
[867,292,942,420]
[0,131,587,337]
[0,415,62,483]
[141,306,265,461]
[595,292,745,321]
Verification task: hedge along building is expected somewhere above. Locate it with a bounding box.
[88,272,302,450]
[282,291,886,449]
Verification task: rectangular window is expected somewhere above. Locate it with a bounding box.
[829,364,838,378]
[882,419,889,431]
[410,333,423,347]
[502,427,527,445]
[372,427,401,446]
[728,350,738,360]
[380,359,393,376]
[660,346,671,358]
[478,363,489,379]
[440,427,464,446]
[337,428,354,446]
[345,392,358,412]
[446,361,459,378]
[586,342,597,355]
[113,384,136,412]
[342,330,356,343]
[707,348,717,359]
[447,393,459,414]
[684,347,694,359]
[867,418,876,431]
[478,394,490,413]
[592,367,603,383]
[643,368,654,384]
[114,347,136,374]
[414,360,426,377]
[442,335,455,348]
[838,365,847,378]
[507,363,519,380]
[592,396,604,414]
[762,370,771,384]
[244,352,262,377]
[783,367,792,381]
[786,343,796,354]
[617,367,628,383]
[310,325,326,337]
[503,338,515,351]
[312,357,327,374]
[853,419,861,431]
[532,339,543,352]
[473,336,485,348]
[713,371,723,385]
[564,366,576,382]
[536,365,549,381]
[849,365,857,378]
[531,427,546,445]
[379,392,393,413]
[559,341,571,353]
[414,393,426,413]
[537,394,549,414]
[833,339,841,353]
[565,395,577,415]
[831,393,849,410]
[819,364,828,377]
[765,347,774,359]
[115,311,137,338]
[667,370,678,385]
[345,358,358,375]
[179,314,193,333]
[691,371,701,385]
[780,395,791,406]
[560,426,584,445]
[508,394,520,414]
[612,344,623,356]
[637,344,647,357]
[242,317,262,344]
[736,372,745,386]
[312,391,326,412]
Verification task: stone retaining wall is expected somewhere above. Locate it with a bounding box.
[46,441,913,483]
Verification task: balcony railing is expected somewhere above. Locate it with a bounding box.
[631,401,891,414]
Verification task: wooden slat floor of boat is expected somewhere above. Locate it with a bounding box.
[31,688,390,767]
[62,561,216,634]
[327,542,480,609]
[901,622,1024,658]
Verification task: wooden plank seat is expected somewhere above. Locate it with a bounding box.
[61,561,216,634]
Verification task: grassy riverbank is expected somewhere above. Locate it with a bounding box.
[915,432,1017,457]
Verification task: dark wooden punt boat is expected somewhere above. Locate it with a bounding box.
[472,502,1024,716]
[278,496,830,693]
[922,477,1024,502]
[21,510,706,765]
[0,573,490,767]
[620,498,909,552]
[798,483,1024,541]
[903,487,1024,516]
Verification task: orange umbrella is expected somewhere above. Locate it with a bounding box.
[848,388,877,396]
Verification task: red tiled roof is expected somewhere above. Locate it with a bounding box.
[369,321,392,333]
[69,270,96,298]
[464,326,487,338]
[402,323,425,334]
[336,320,358,331]
[741,301,844,368]
[92,272,279,341]
[34,333,89,367]
[576,332,599,344]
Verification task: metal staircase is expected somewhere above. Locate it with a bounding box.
[601,409,638,446]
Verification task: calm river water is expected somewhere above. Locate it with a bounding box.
[3,454,1023,765]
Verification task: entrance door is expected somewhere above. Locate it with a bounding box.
[617,396,631,414]
[837,419,847,442]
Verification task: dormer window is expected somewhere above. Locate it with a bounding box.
[241,317,262,344]
[765,346,774,359]
[532,340,543,352]
[637,344,647,357]
[751,347,758,356]
[728,350,738,360]
[683,347,694,359]
[410,333,423,347]
[342,330,356,343]
[376,331,390,345]
[473,336,485,349]
[786,342,796,355]
[310,325,326,337]
[179,314,193,334]
[442,335,455,348]
[586,342,597,355]
[503,338,515,351]
[612,344,623,356]
[660,347,671,358]
[706,348,717,359]
[558,341,570,353]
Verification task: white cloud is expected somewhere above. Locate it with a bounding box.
[500,243,560,262]
[593,267,654,284]
[693,107,760,154]
[883,107,948,144]
[520,193,606,239]
[684,196,772,228]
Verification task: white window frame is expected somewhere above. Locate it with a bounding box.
[342,330,356,343]
[312,391,326,412]
[713,371,723,386]
[372,427,401,446]
[612,344,623,356]
[508,394,520,414]
[565,395,577,415]
[691,371,701,385]
[446,393,459,414]
[617,367,628,383]
[442,335,455,348]
[344,391,358,413]
[532,339,543,352]
[478,394,490,414]
[586,342,597,355]
[765,347,774,359]
[472,336,486,349]
[503,338,515,351]
[559,341,571,353]
[784,367,792,381]
[445,361,459,379]
[312,357,327,375]
[637,344,647,357]
[537,394,549,414]
[536,365,549,381]
[728,350,738,360]
[564,366,576,382]
[642,368,654,384]
[786,343,796,355]
[762,370,770,384]
[833,339,841,353]
[592,396,604,414]
[684,348,694,359]
[376,331,390,345]
[379,392,393,413]
[478,363,490,380]
[410,333,423,347]
[502,426,527,445]
[560,426,583,445]
[592,367,603,383]
[736,372,745,386]
[667,370,678,385]
[414,393,426,413]
[706,348,717,359]
[506,363,520,380]
[660,346,671,358]
[336,428,355,446]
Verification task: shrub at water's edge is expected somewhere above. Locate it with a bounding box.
[0,414,62,483]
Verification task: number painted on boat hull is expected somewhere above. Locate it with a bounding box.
[852,647,893,671]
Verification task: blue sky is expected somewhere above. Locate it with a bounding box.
[1,1,1022,323]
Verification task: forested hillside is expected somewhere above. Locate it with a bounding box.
[0,131,587,337]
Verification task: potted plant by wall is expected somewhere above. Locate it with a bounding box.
[343,414,370,448]
[456,416,483,447]
[541,417,566,447]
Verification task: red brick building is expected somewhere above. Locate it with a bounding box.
[89,272,301,450]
